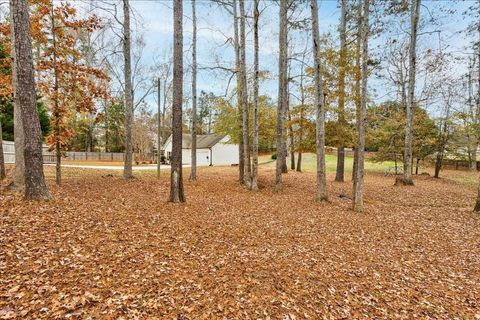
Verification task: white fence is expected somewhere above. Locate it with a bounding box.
[2,140,125,164]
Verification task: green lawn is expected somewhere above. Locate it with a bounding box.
[259,153,396,174]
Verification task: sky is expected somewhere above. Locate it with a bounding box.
[76,0,478,116]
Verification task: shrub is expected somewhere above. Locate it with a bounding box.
[271,153,277,160]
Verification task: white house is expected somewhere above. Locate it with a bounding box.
[163,134,239,166]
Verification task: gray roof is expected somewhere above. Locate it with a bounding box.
[167,134,227,149]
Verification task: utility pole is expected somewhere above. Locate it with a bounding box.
[157,77,161,179]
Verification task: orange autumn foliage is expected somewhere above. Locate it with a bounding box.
[0,0,110,153]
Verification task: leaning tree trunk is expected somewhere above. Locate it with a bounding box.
[123,0,134,179]
[10,0,50,200]
[232,0,244,183]
[189,0,197,182]
[251,0,260,191]
[401,0,420,186]
[0,121,5,180]
[335,0,347,182]
[169,0,185,203]
[310,0,328,202]
[239,0,251,187]
[353,0,369,212]
[275,0,288,192]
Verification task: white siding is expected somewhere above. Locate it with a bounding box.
[181,148,210,165]
[164,135,239,167]
[211,138,239,166]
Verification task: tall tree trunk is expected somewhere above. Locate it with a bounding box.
[296,49,306,174]
[287,60,295,171]
[123,0,134,179]
[415,158,419,175]
[352,1,362,184]
[473,14,480,213]
[475,31,480,172]
[169,0,185,203]
[190,0,197,182]
[275,0,288,192]
[0,121,5,180]
[335,0,347,182]
[310,0,328,202]
[251,0,260,192]
[401,0,420,186]
[157,78,161,179]
[51,4,62,186]
[467,61,477,171]
[353,0,369,212]
[9,13,24,191]
[232,0,244,183]
[239,0,251,187]
[10,0,50,200]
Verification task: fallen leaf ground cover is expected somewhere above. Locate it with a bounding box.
[1,166,479,319]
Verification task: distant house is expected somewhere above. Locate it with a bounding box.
[163,134,239,166]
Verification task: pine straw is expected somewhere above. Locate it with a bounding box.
[1,167,479,319]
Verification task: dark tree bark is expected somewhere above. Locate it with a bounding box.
[296,152,302,172]
[310,0,328,202]
[10,0,50,200]
[275,0,288,192]
[251,0,260,191]
[9,13,24,191]
[169,0,185,203]
[123,0,134,179]
[335,0,347,182]
[189,0,197,182]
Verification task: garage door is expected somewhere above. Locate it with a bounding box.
[197,150,210,166]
